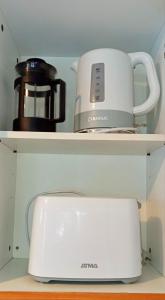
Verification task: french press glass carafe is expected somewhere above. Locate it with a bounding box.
[13,58,66,132]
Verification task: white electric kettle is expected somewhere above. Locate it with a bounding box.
[72,48,160,133]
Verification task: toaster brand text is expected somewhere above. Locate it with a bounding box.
[81,263,98,268]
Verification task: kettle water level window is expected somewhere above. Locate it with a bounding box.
[90,63,105,103]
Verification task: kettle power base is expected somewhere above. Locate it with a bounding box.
[77,127,137,133]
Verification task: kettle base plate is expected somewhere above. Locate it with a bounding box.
[78,127,137,133]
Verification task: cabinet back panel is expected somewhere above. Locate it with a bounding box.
[13,153,146,258]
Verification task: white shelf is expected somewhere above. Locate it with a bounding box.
[0,131,164,155]
[0,259,164,294]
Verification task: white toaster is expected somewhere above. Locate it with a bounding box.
[28,195,142,283]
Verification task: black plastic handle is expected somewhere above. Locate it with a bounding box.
[54,79,66,123]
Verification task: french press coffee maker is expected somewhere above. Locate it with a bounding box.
[13,58,66,132]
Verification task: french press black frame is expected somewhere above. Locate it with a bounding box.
[13,58,66,132]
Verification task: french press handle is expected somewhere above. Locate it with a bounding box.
[54,79,66,122]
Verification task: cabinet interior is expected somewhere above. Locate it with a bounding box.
[0,0,164,293]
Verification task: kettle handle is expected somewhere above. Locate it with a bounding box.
[128,52,160,116]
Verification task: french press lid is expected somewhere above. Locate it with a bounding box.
[15,58,57,82]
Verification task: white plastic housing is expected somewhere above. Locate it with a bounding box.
[73,48,160,116]
[28,196,142,283]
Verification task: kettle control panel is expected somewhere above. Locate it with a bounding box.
[90,63,104,103]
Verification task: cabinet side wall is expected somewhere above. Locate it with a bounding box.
[0,145,16,268]
[0,9,19,130]
[147,25,165,275]
[147,147,165,275]
[148,24,165,133]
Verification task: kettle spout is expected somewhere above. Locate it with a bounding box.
[71,60,78,72]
